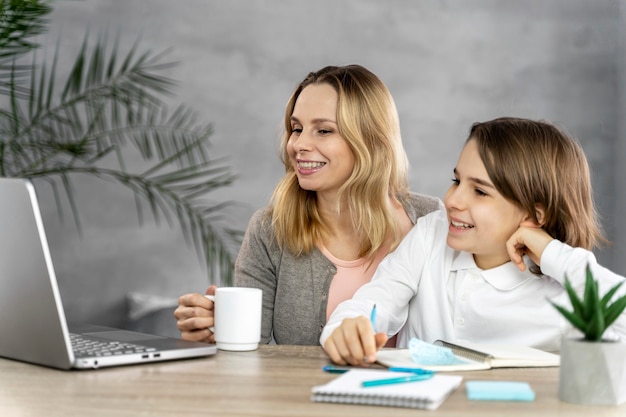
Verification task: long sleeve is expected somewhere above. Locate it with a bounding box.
[540,240,626,341]
[234,207,337,345]
[234,208,280,344]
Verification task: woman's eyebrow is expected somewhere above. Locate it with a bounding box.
[289,116,337,124]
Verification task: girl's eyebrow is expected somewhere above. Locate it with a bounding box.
[453,168,496,190]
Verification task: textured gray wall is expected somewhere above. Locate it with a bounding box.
[38,0,625,330]
[617,0,626,276]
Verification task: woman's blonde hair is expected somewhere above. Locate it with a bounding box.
[469,117,606,252]
[270,65,410,259]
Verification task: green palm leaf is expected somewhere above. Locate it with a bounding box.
[0,0,241,284]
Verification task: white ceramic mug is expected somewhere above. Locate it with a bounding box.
[205,287,262,351]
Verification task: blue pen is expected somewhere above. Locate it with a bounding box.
[362,373,434,387]
[389,367,435,376]
[370,303,377,332]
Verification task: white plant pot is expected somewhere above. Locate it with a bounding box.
[559,338,626,405]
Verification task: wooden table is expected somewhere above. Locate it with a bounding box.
[0,345,623,416]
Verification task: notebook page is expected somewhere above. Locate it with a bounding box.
[376,348,490,371]
[311,369,463,410]
[448,341,560,368]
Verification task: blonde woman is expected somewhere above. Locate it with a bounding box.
[175,65,442,345]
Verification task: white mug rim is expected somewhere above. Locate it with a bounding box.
[215,287,262,294]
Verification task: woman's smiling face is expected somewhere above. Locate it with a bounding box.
[286,83,355,199]
[444,138,530,270]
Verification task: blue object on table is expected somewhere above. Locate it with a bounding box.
[388,367,435,376]
[408,337,470,366]
[322,365,350,374]
[362,373,434,387]
[466,381,535,401]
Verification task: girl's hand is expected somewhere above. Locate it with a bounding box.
[506,226,554,271]
[323,316,388,366]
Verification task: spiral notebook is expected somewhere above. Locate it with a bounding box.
[311,369,463,410]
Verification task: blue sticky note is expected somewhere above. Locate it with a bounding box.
[466,381,535,402]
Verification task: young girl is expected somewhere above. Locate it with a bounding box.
[321,117,626,365]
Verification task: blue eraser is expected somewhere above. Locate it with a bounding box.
[466,381,535,402]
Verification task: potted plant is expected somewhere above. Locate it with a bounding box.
[551,264,626,405]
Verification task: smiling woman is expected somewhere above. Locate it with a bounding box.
[287,83,356,200]
[174,64,443,346]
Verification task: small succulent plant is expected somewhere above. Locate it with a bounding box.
[551,264,626,341]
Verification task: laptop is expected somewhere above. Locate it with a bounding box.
[0,178,217,370]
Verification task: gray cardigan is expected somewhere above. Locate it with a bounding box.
[234,192,443,345]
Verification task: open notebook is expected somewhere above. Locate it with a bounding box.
[0,178,217,370]
[376,339,560,372]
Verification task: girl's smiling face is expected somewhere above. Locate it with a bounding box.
[444,138,531,270]
[286,83,355,199]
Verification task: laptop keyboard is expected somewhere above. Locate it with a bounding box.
[70,333,156,358]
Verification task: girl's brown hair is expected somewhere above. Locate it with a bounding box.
[469,117,606,251]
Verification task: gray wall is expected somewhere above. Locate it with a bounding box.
[38,0,625,331]
[617,1,626,287]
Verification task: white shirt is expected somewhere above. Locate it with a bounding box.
[320,210,626,352]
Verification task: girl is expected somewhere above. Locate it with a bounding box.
[321,117,626,365]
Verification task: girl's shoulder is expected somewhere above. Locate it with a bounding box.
[418,209,448,228]
[405,209,449,244]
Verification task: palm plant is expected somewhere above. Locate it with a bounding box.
[0,0,240,284]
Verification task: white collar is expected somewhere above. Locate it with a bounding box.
[450,251,535,291]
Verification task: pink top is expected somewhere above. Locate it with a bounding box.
[320,244,391,321]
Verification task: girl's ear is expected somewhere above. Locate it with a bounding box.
[534,204,546,226]
[520,204,546,228]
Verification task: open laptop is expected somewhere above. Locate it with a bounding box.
[0,178,217,370]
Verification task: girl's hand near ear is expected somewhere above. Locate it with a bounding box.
[506,226,554,271]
